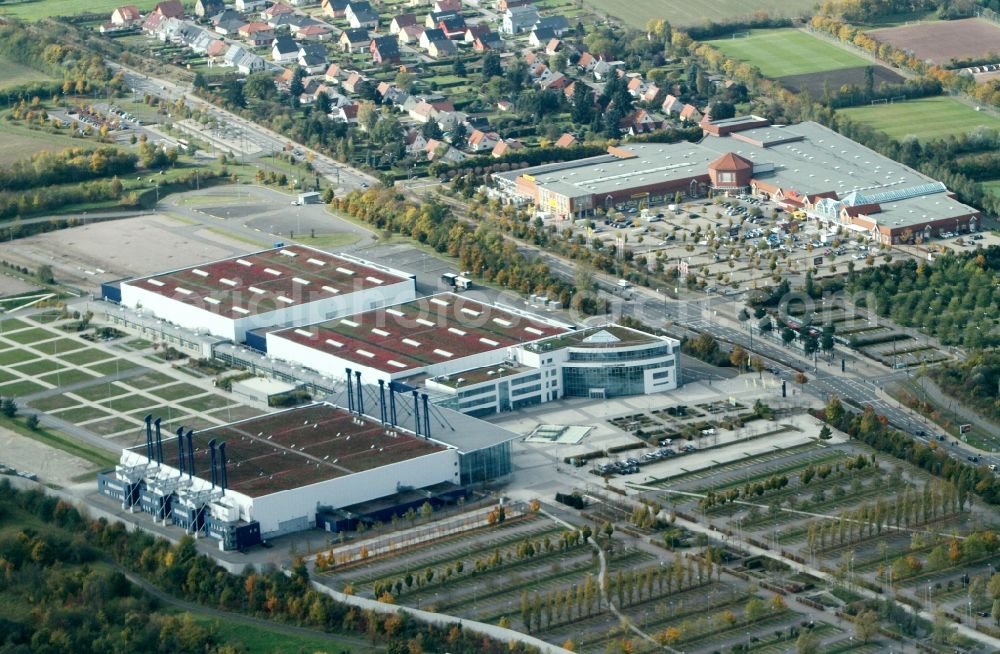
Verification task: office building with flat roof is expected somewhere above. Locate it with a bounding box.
[427,325,680,416]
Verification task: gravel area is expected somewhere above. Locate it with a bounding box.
[0,425,96,483]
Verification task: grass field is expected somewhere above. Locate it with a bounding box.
[196,617,363,654]
[0,0,158,20]
[0,379,46,396]
[983,180,1000,197]
[584,0,816,27]
[0,122,88,165]
[58,347,114,366]
[301,232,361,248]
[705,29,870,78]
[87,358,140,376]
[839,96,1000,141]
[0,55,54,90]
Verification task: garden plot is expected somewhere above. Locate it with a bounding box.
[652,437,999,638]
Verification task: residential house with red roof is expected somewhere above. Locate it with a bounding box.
[679,103,703,123]
[239,22,274,45]
[554,133,576,148]
[154,0,184,18]
[492,138,523,158]
[111,5,142,26]
[296,24,332,40]
[467,129,500,153]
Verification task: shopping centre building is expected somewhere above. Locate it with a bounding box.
[493,117,980,244]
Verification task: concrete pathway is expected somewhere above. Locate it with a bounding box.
[915,376,1000,439]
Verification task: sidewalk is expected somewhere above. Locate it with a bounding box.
[916,376,1000,439]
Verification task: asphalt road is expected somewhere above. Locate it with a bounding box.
[111,64,376,195]
[632,294,981,462]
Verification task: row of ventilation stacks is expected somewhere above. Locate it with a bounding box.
[142,415,229,492]
[345,368,433,439]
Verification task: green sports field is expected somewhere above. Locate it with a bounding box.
[838,96,1000,141]
[0,0,159,20]
[705,29,870,78]
[585,0,816,28]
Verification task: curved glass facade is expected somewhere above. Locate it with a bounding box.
[563,360,670,397]
[567,344,672,362]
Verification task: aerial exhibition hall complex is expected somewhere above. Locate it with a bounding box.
[100,246,678,548]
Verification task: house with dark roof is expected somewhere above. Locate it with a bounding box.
[339,27,370,52]
[501,4,538,33]
[620,108,663,135]
[390,13,417,33]
[528,26,553,47]
[213,10,246,34]
[267,10,295,28]
[437,14,466,38]
[346,1,378,28]
[462,24,489,42]
[426,38,457,58]
[432,0,460,12]
[424,9,457,27]
[534,14,568,35]
[475,32,503,51]
[418,27,445,48]
[370,35,400,64]
[320,0,349,17]
[271,35,301,62]
[298,43,329,72]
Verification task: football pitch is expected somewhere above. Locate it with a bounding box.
[838,96,1000,141]
[705,29,869,78]
[585,0,817,28]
